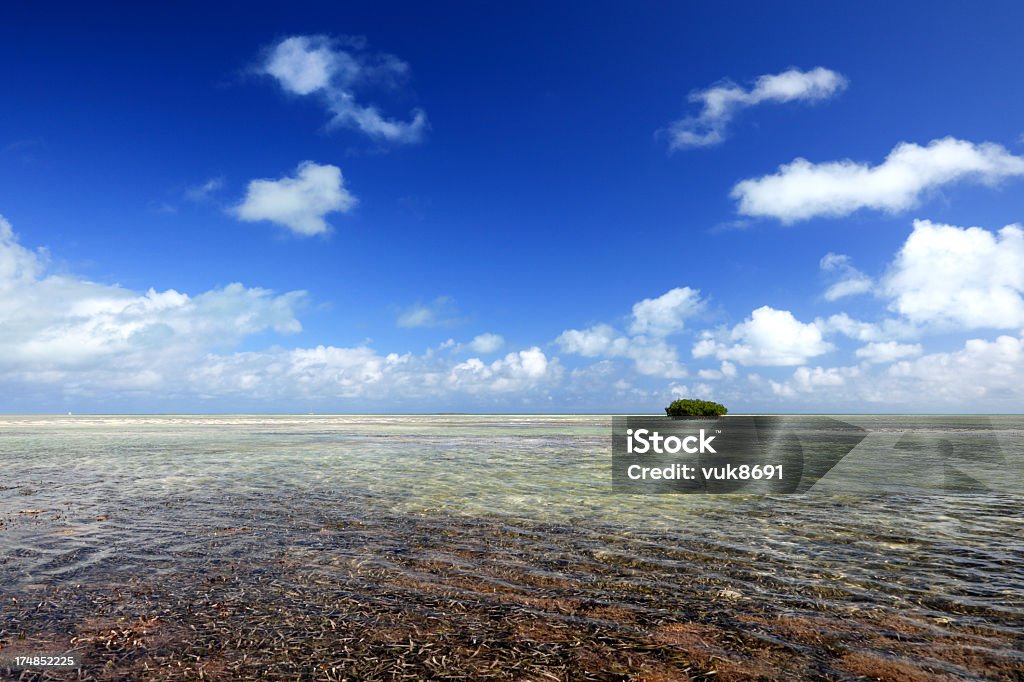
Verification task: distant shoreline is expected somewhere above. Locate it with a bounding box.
[2,412,1023,417]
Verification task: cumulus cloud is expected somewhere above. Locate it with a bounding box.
[820,252,873,301]
[439,333,505,355]
[556,324,620,357]
[193,345,560,402]
[0,217,567,407]
[262,35,427,144]
[11,209,1024,412]
[883,219,1024,329]
[732,137,1024,223]
[233,162,356,236]
[665,67,846,149]
[886,334,1024,402]
[693,305,833,366]
[815,312,921,344]
[467,333,504,354]
[815,313,883,342]
[555,287,705,379]
[756,334,1024,409]
[396,296,459,328]
[0,215,305,391]
[555,324,687,379]
[697,361,738,381]
[0,215,44,286]
[770,365,860,396]
[628,287,704,336]
[855,341,923,364]
[448,348,559,394]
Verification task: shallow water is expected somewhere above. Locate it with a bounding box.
[1,415,1023,679]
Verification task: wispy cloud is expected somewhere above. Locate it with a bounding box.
[664,67,846,150]
[854,341,922,364]
[261,35,427,144]
[819,252,873,301]
[233,161,356,236]
[438,333,506,355]
[396,296,459,328]
[2,138,47,167]
[184,177,225,203]
[467,333,504,354]
[732,137,1024,223]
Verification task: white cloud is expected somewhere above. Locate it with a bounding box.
[764,334,1024,407]
[816,313,913,343]
[0,215,44,287]
[696,360,740,381]
[883,219,1024,329]
[233,162,355,236]
[825,279,873,302]
[820,252,873,301]
[693,305,833,366]
[768,380,796,397]
[10,210,1024,412]
[556,324,619,357]
[817,313,877,341]
[770,365,860,396]
[185,177,224,203]
[554,287,705,379]
[666,67,846,149]
[439,332,506,355]
[467,333,504,354]
[628,286,704,336]
[262,35,427,144]
[555,324,687,379]
[732,137,1024,223]
[0,215,305,390]
[265,36,340,95]
[886,334,1024,402]
[189,344,561,402]
[855,341,922,363]
[448,348,559,394]
[793,365,858,390]
[625,339,688,379]
[736,331,1024,409]
[0,216,567,407]
[668,383,689,398]
[396,296,458,328]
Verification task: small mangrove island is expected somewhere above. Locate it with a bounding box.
[665,398,729,417]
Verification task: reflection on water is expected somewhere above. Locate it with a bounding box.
[1,415,1023,679]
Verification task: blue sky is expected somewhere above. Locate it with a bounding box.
[2,1,1023,412]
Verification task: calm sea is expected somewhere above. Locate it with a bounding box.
[1,415,1022,679]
